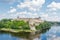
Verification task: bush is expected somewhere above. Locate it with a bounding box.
[0,19,30,30]
[36,21,52,30]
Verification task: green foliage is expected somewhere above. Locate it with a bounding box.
[0,19,30,30]
[0,19,51,31]
[36,21,52,30]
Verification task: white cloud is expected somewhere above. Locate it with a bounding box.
[8,8,16,13]
[52,12,57,15]
[17,11,27,15]
[47,16,60,21]
[16,11,38,18]
[47,2,60,11]
[33,13,38,16]
[17,2,30,8]
[0,14,5,19]
[31,0,45,6]
[0,14,10,19]
[17,0,45,11]
[41,14,49,18]
[40,13,60,21]
[6,0,45,19]
[17,0,45,18]
[43,2,60,21]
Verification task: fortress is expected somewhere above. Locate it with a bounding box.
[16,16,44,31]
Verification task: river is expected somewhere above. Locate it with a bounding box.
[0,25,60,40]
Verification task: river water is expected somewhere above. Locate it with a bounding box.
[0,25,60,40]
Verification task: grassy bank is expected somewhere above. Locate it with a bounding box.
[36,21,52,30]
[0,28,33,33]
[0,19,52,33]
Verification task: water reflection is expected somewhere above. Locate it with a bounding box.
[40,26,60,40]
[1,25,60,40]
[0,28,50,40]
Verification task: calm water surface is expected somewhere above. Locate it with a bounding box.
[0,25,60,40]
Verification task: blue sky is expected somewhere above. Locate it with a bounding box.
[0,0,60,22]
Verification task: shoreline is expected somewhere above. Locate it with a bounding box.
[0,27,50,33]
[0,28,35,33]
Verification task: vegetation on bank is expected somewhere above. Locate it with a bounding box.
[0,19,30,30]
[0,19,52,32]
[36,21,52,30]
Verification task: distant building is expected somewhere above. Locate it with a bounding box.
[16,16,44,31]
[17,16,43,24]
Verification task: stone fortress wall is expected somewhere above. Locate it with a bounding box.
[16,17,44,30]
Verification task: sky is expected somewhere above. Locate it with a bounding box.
[0,0,60,22]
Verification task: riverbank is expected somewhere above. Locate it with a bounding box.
[0,28,33,33]
[0,27,50,33]
[0,19,52,33]
[0,25,59,40]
